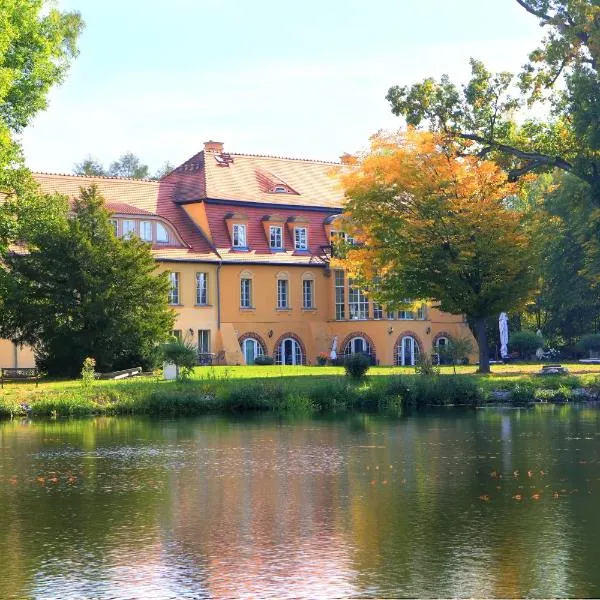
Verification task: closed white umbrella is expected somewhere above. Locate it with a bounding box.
[330,336,338,361]
[499,313,509,360]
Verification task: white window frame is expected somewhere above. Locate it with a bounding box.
[335,270,345,320]
[233,223,247,248]
[348,279,368,320]
[277,278,289,309]
[122,219,135,239]
[302,279,314,309]
[156,223,169,243]
[269,225,283,250]
[373,303,383,320]
[198,329,211,354]
[168,272,180,305]
[294,227,308,250]
[240,277,252,308]
[196,272,208,305]
[140,221,152,242]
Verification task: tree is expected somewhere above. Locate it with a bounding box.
[438,336,474,374]
[337,131,538,373]
[108,152,150,179]
[153,161,174,180]
[0,185,175,376]
[386,1,600,202]
[74,155,106,177]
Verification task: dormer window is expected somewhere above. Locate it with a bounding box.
[269,225,283,250]
[140,221,152,242]
[233,223,247,248]
[272,185,290,194]
[156,223,169,244]
[122,219,135,239]
[294,227,308,250]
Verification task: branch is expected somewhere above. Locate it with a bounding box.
[514,0,552,21]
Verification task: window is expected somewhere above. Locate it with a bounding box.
[140,221,152,242]
[122,219,135,239]
[373,303,383,319]
[172,330,182,340]
[269,225,283,250]
[198,330,211,354]
[240,278,252,308]
[273,185,288,193]
[294,227,308,250]
[335,270,345,320]
[168,272,180,305]
[303,279,314,309]
[398,309,414,320]
[233,223,247,248]
[110,219,118,236]
[156,223,169,243]
[349,279,368,319]
[196,272,208,305]
[277,278,289,309]
[417,305,425,320]
[344,336,371,357]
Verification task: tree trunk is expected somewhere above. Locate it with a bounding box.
[474,316,490,373]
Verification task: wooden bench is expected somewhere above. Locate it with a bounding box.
[1,367,40,388]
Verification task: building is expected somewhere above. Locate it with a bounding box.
[0,141,477,369]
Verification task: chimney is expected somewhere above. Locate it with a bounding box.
[204,140,224,153]
[339,152,357,165]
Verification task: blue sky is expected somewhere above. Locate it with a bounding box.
[21,0,543,174]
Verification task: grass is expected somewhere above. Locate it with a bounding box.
[1,362,599,418]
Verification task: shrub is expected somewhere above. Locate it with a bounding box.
[160,340,197,380]
[344,353,371,379]
[81,357,96,388]
[577,334,600,356]
[415,353,440,377]
[254,355,275,365]
[411,376,483,406]
[510,331,543,359]
[510,382,536,405]
[438,337,474,373]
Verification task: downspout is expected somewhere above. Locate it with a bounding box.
[216,260,222,330]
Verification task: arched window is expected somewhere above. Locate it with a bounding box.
[395,335,421,366]
[344,336,371,357]
[240,337,265,365]
[273,334,305,365]
[156,222,169,243]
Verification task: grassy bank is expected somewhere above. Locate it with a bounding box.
[1,363,599,418]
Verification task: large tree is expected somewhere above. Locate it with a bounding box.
[337,131,538,372]
[386,0,600,201]
[0,185,175,376]
[73,154,171,180]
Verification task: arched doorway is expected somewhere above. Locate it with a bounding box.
[395,335,421,366]
[435,336,449,364]
[276,337,303,365]
[241,337,265,365]
[345,336,370,356]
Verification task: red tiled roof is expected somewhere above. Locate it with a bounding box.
[33,173,217,260]
[105,201,154,216]
[164,150,346,209]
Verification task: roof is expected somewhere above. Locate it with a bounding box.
[164,150,346,209]
[33,173,217,259]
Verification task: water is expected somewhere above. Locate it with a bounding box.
[1,406,599,599]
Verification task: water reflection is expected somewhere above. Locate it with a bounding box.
[0,408,599,598]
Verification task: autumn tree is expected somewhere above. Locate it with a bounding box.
[338,131,538,372]
[386,0,600,202]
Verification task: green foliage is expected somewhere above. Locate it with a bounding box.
[409,376,484,407]
[386,1,600,200]
[510,383,536,405]
[415,353,440,377]
[439,336,474,373]
[80,357,96,389]
[577,334,600,353]
[108,152,149,179]
[253,355,275,365]
[344,353,371,379]
[73,155,106,177]
[161,340,197,380]
[510,331,543,359]
[1,185,175,376]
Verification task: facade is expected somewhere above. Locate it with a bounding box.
[0,141,477,369]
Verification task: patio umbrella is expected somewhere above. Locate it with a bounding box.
[330,336,338,361]
[499,313,509,360]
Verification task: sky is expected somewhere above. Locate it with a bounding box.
[20,0,544,174]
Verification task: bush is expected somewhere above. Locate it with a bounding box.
[160,340,197,380]
[510,330,543,359]
[577,334,600,355]
[510,383,536,405]
[411,376,483,407]
[254,355,275,365]
[344,353,371,379]
[415,353,440,377]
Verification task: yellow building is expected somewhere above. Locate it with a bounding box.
[0,141,476,369]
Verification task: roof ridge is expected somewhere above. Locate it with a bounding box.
[33,171,171,185]
[228,152,340,165]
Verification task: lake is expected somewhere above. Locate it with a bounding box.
[0,406,599,598]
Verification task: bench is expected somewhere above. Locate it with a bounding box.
[1,367,40,388]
